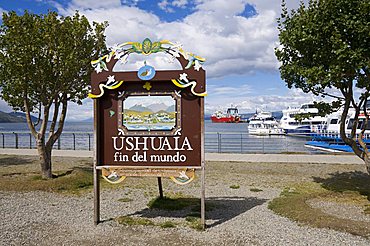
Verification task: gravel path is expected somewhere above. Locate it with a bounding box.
[1,186,370,245]
[1,156,370,245]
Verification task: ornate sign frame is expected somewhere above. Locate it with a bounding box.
[117,91,182,136]
[90,38,206,229]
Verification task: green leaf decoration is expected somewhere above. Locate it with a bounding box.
[131,42,142,53]
[142,38,152,54]
[109,110,115,117]
[151,42,162,53]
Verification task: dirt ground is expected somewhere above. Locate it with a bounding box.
[0,155,369,245]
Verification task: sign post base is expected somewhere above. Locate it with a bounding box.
[157,177,164,199]
[94,168,100,225]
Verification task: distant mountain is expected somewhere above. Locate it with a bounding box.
[156,110,170,115]
[166,105,175,112]
[129,104,153,112]
[9,112,39,122]
[81,117,93,123]
[147,103,168,113]
[0,111,39,123]
[0,111,24,123]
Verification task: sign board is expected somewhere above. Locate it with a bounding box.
[90,39,206,169]
[90,39,206,228]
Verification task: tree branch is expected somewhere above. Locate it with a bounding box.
[39,103,51,138]
[48,94,68,147]
[312,88,345,100]
[358,95,369,157]
[23,97,37,138]
[339,95,363,159]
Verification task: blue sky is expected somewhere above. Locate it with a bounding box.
[0,0,316,121]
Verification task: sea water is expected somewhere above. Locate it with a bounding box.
[0,121,317,153]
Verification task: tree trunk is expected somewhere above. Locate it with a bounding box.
[365,154,370,175]
[37,136,52,179]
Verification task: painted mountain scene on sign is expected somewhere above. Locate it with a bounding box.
[123,95,176,131]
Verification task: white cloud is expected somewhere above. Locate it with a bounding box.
[66,0,121,9]
[210,84,252,96]
[158,0,174,13]
[50,0,314,120]
[195,0,247,15]
[55,0,285,79]
[0,98,12,112]
[66,99,93,122]
[158,0,169,12]
[172,0,188,8]
[158,0,188,12]
[121,0,143,6]
[204,86,336,115]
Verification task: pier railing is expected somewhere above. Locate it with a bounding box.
[205,132,309,153]
[0,132,92,151]
[0,131,312,154]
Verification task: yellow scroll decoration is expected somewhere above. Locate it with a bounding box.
[171,79,207,97]
[88,80,124,99]
[102,168,126,184]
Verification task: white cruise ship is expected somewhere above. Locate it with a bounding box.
[319,106,370,134]
[279,103,327,136]
[248,111,285,135]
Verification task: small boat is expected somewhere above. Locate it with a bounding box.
[248,111,285,136]
[211,107,241,123]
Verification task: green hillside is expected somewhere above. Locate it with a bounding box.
[0,111,25,123]
[123,109,152,117]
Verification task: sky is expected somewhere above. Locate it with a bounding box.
[0,0,322,121]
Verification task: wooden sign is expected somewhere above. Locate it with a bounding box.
[90,38,206,229]
[90,39,205,169]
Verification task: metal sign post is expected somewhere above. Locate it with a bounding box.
[90,39,207,229]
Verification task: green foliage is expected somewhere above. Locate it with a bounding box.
[229,184,240,189]
[268,181,370,237]
[276,0,370,95]
[115,216,155,226]
[118,197,133,203]
[0,168,93,194]
[0,11,107,110]
[250,188,263,192]
[313,171,370,201]
[276,0,370,166]
[186,217,203,231]
[0,11,107,177]
[159,221,177,228]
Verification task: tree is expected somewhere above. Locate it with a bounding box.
[275,0,370,173]
[0,11,107,178]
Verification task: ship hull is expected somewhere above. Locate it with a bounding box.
[211,116,236,123]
